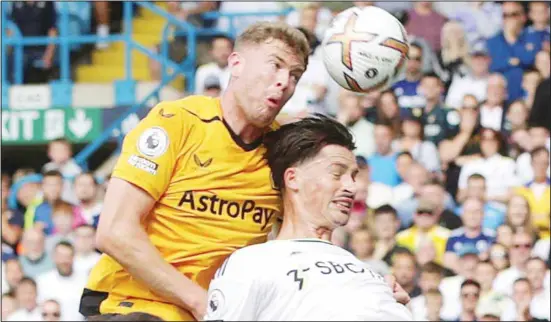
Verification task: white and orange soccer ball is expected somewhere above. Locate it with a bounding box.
[321,6,409,93]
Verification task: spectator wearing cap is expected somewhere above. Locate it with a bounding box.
[526,257,551,320]
[458,128,518,206]
[513,147,550,239]
[392,43,426,110]
[449,1,503,48]
[336,89,375,159]
[487,1,545,101]
[418,73,460,146]
[526,2,550,51]
[393,108,441,173]
[455,174,506,232]
[445,43,492,109]
[395,199,451,267]
[444,197,496,274]
[194,36,233,95]
[439,246,481,320]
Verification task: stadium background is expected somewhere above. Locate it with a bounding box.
[1,1,550,321]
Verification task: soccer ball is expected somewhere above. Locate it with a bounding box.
[321,6,409,93]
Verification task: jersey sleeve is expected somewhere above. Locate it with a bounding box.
[111,101,190,200]
[203,255,261,321]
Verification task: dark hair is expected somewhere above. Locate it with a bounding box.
[468,173,486,182]
[531,146,550,159]
[391,248,417,267]
[373,204,398,219]
[42,170,63,179]
[55,240,74,252]
[17,276,37,289]
[421,72,442,84]
[421,261,444,276]
[264,114,356,190]
[88,312,164,321]
[460,278,481,290]
[397,151,413,160]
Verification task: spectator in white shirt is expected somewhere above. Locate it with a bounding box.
[2,293,18,321]
[479,74,508,132]
[3,259,23,295]
[36,242,87,321]
[409,261,444,320]
[532,237,550,262]
[73,225,100,276]
[73,172,102,227]
[458,127,518,205]
[516,126,551,185]
[501,278,534,321]
[7,277,41,321]
[457,279,481,322]
[493,231,534,296]
[194,36,233,95]
[348,227,390,276]
[445,43,491,109]
[526,257,551,320]
[40,300,61,322]
[475,260,510,319]
[336,89,375,159]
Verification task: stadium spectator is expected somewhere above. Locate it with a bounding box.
[445,43,491,109]
[392,42,425,110]
[36,242,87,320]
[194,35,233,95]
[440,246,480,320]
[393,162,429,226]
[521,68,543,109]
[391,249,421,298]
[525,257,551,320]
[449,1,503,48]
[40,299,61,322]
[372,205,408,266]
[422,289,445,321]
[368,121,401,187]
[458,128,517,205]
[513,147,550,239]
[444,198,495,273]
[393,110,441,173]
[504,100,530,156]
[437,21,470,87]
[396,199,451,266]
[501,277,534,321]
[3,259,23,295]
[409,262,445,320]
[349,227,390,276]
[369,90,402,135]
[73,172,103,227]
[496,224,515,249]
[405,2,447,52]
[489,243,510,272]
[336,89,375,159]
[395,152,414,183]
[475,260,510,319]
[493,231,534,296]
[534,50,550,78]
[458,279,482,322]
[516,126,551,184]
[527,2,550,51]
[418,73,460,146]
[2,205,23,260]
[7,1,57,84]
[44,201,84,253]
[2,293,18,321]
[505,194,538,239]
[455,174,506,232]
[420,179,462,230]
[478,73,509,132]
[7,277,41,321]
[72,225,100,276]
[42,138,82,204]
[18,229,54,279]
[532,236,550,263]
[487,1,543,101]
[33,171,65,234]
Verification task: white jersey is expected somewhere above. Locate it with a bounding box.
[204,238,413,321]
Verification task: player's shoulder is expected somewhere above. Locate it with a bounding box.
[149,95,220,123]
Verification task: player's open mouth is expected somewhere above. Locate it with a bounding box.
[266,97,281,108]
[333,199,353,214]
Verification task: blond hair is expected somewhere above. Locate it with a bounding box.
[235,21,310,66]
[440,21,470,66]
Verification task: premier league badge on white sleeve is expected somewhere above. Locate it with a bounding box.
[207,289,225,318]
[137,127,169,158]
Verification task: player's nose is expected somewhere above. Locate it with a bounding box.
[275,70,291,90]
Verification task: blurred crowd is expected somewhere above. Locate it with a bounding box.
[2,1,551,322]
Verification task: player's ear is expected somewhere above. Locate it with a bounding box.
[283,167,299,191]
[228,52,243,77]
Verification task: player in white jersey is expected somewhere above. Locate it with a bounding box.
[204,115,413,321]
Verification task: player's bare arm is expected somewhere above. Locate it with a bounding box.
[96,179,207,320]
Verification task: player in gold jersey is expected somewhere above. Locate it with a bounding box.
[79,22,310,321]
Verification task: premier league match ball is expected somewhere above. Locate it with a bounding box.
[321,6,409,93]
